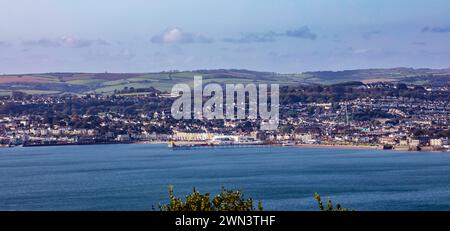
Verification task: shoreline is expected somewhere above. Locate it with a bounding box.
[294,143,383,150]
[294,143,449,152]
[2,141,448,152]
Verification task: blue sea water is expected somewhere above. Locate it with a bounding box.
[0,144,449,211]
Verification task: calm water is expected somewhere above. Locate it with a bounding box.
[0,144,449,211]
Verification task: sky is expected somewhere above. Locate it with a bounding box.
[1,0,450,74]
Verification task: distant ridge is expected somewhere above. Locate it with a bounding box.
[0,68,449,95]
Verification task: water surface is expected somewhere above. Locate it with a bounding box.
[0,144,449,211]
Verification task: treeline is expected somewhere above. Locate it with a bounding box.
[0,94,173,117]
[114,86,159,95]
[280,82,450,104]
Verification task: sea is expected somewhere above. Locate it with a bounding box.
[0,144,449,211]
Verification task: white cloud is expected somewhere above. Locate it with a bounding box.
[151,27,214,44]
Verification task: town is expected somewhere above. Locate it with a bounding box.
[0,81,449,151]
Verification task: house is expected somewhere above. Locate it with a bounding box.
[116,134,131,142]
[409,139,420,147]
[430,138,449,147]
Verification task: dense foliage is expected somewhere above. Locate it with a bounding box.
[157,186,354,212]
[158,186,263,211]
[314,193,351,211]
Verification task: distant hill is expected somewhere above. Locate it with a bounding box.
[0,68,449,95]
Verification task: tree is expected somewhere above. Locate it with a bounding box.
[159,185,263,211]
[314,193,351,211]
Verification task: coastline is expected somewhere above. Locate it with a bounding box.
[2,141,448,152]
[294,143,383,150]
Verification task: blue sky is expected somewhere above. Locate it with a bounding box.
[1,0,450,73]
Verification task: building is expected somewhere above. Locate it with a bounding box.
[172,131,216,141]
[116,134,131,142]
[430,138,449,147]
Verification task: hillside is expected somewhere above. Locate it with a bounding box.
[0,68,449,95]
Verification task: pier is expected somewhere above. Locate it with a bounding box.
[168,141,271,150]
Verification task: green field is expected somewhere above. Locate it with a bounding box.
[0,68,449,95]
